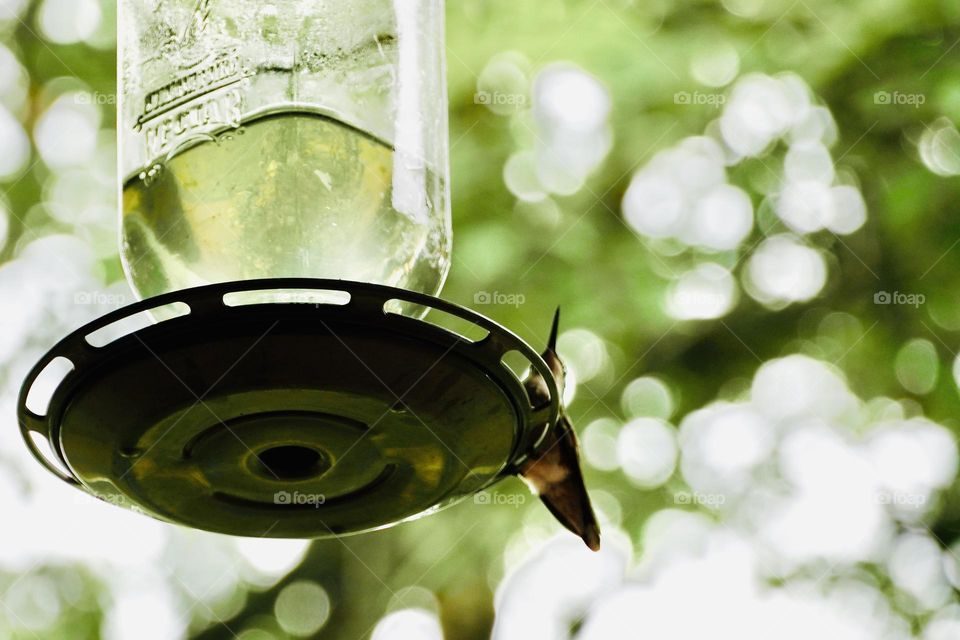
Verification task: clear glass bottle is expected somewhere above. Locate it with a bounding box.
[119,0,451,300]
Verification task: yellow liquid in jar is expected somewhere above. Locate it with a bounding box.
[122,111,449,301]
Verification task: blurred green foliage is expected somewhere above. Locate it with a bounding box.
[4,0,960,638]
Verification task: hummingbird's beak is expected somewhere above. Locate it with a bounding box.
[542,307,564,384]
[547,306,560,353]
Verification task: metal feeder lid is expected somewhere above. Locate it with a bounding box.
[18,279,560,539]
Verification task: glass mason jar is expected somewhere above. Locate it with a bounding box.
[119,0,451,301]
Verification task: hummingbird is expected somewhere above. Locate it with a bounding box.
[518,309,601,551]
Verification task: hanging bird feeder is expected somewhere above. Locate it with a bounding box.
[17,0,599,550]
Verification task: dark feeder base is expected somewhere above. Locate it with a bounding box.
[17,278,567,539]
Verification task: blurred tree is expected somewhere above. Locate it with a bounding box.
[2,0,960,638]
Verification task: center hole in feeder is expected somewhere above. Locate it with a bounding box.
[256,445,328,481]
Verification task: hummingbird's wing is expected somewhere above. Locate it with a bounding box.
[519,413,601,551]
